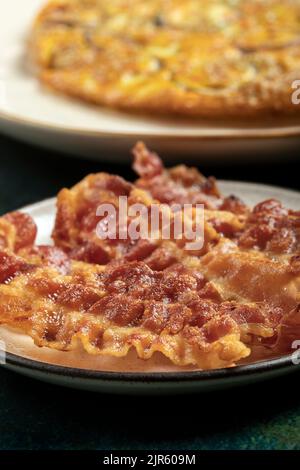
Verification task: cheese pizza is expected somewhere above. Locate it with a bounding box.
[29,0,300,117]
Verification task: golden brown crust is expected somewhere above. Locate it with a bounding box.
[29,0,300,117]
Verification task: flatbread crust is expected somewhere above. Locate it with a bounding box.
[30,0,300,117]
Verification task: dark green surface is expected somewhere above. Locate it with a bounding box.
[0,133,300,450]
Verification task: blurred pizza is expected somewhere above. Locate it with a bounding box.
[29,0,300,117]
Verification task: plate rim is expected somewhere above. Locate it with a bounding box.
[2,0,300,142]
[1,107,300,141]
[4,350,298,382]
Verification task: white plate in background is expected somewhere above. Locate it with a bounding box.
[1,0,300,161]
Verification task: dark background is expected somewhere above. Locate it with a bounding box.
[0,132,300,450]
[1,133,299,213]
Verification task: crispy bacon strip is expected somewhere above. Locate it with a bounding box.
[1,248,289,368]
[51,144,247,266]
[238,199,300,254]
[0,212,37,252]
[133,142,223,209]
[52,172,159,263]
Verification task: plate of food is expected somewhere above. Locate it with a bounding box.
[0,142,300,394]
[1,0,300,160]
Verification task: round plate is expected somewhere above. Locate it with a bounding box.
[1,0,300,161]
[1,181,300,394]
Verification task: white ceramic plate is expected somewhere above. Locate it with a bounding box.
[1,181,300,394]
[1,0,300,161]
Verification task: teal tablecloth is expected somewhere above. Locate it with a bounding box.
[0,133,300,450]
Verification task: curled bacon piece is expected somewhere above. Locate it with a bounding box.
[132,142,222,209]
[0,251,285,368]
[238,199,300,254]
[132,141,163,178]
[219,195,248,216]
[52,172,143,263]
[51,143,250,268]
[0,250,35,284]
[24,245,71,275]
[0,212,37,252]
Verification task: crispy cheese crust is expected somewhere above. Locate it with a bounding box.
[0,143,300,369]
[29,0,300,117]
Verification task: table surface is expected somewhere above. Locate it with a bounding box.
[0,133,300,451]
